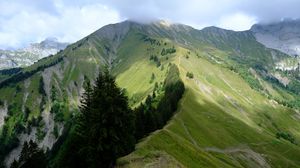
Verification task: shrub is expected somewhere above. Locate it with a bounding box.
[186,72,194,79]
[276,131,297,144]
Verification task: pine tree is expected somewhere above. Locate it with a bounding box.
[76,70,136,167]
[134,104,146,140]
[10,160,19,168]
[77,79,93,137]
[11,140,47,168]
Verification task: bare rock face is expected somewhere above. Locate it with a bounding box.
[0,38,69,70]
[251,19,300,56]
[0,101,7,128]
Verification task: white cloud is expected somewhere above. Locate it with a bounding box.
[54,4,122,43]
[1,0,300,49]
[0,2,121,49]
[218,13,257,31]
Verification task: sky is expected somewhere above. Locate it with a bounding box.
[0,0,300,49]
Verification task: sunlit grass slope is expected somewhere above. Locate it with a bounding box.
[117,45,300,167]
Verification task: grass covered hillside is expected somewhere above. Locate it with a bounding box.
[118,44,300,167]
[1,20,300,167]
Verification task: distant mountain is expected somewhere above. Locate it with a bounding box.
[2,20,300,167]
[0,38,69,70]
[251,19,300,56]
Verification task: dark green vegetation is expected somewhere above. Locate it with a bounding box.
[186,72,194,79]
[0,55,64,89]
[50,67,183,167]
[10,140,46,168]
[0,68,22,82]
[51,71,136,167]
[276,131,297,144]
[1,20,300,167]
[161,47,176,56]
[135,64,184,140]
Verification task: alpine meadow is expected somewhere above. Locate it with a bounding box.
[2,1,300,168]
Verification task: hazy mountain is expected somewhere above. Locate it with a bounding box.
[0,38,69,70]
[251,19,300,57]
[1,20,300,167]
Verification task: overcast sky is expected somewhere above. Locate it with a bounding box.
[1,0,300,49]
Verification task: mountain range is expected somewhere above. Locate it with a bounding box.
[1,19,300,167]
[0,38,69,70]
[251,19,300,57]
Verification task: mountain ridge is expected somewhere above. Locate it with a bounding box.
[251,19,300,56]
[1,20,300,167]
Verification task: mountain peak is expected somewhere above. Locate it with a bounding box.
[0,38,69,69]
[42,37,59,43]
[39,37,68,49]
[251,19,300,56]
[152,20,173,27]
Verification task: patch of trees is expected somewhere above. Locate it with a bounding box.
[264,74,285,88]
[39,78,47,113]
[38,77,46,96]
[10,140,47,168]
[0,102,46,166]
[161,46,176,56]
[186,72,194,79]
[28,116,43,128]
[46,66,184,167]
[0,102,24,167]
[53,124,59,138]
[48,120,72,160]
[7,103,22,119]
[276,131,297,145]
[141,35,161,46]
[149,55,161,67]
[257,68,300,108]
[254,66,300,96]
[0,134,19,167]
[228,65,238,73]
[150,73,156,83]
[50,85,68,123]
[54,70,135,167]
[235,66,300,108]
[134,64,185,140]
[0,68,22,76]
[23,107,30,123]
[0,56,64,89]
[16,85,22,93]
[50,101,67,123]
[226,65,267,92]
[71,42,84,51]
[36,121,46,142]
[53,66,185,167]
[237,67,263,91]
[249,67,300,108]
[287,80,300,94]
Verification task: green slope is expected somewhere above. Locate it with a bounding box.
[116,39,300,167]
[119,46,300,167]
[1,20,300,167]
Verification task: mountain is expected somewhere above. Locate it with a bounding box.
[0,38,69,70]
[251,19,300,57]
[1,20,300,167]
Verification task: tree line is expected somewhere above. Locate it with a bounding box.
[135,64,185,140]
[9,64,185,168]
[0,56,64,89]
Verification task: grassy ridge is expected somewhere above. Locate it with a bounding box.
[117,43,300,167]
[2,21,300,167]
